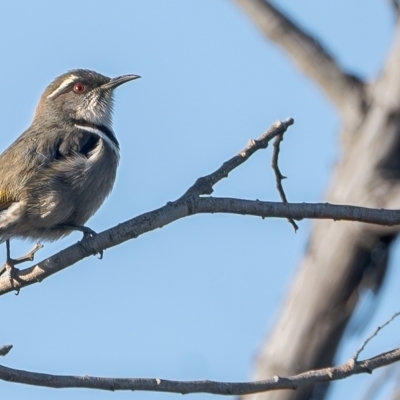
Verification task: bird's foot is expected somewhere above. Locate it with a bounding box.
[5,262,20,295]
[0,243,43,295]
[79,226,98,240]
[80,228,103,259]
[59,225,103,259]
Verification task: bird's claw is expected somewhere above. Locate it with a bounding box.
[5,263,20,295]
[79,229,104,259]
[81,227,98,240]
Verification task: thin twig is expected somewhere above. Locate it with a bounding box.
[0,347,399,394]
[271,133,298,231]
[0,345,12,356]
[182,118,294,198]
[353,311,400,361]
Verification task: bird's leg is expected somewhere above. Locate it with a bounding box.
[4,240,19,294]
[0,240,16,279]
[57,224,103,259]
[57,224,97,239]
[5,239,16,273]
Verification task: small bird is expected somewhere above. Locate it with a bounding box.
[0,69,139,277]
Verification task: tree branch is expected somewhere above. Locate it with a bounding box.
[2,197,400,296]
[2,251,398,396]
[0,346,12,357]
[0,347,399,394]
[2,118,400,296]
[234,0,367,120]
[181,118,294,198]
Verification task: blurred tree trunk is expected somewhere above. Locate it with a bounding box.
[235,1,400,399]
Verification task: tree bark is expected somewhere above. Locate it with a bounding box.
[235,1,400,399]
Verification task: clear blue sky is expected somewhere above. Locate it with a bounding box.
[1,1,399,399]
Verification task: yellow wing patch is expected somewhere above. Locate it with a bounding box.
[0,190,15,211]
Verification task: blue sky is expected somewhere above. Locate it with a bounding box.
[0,1,399,399]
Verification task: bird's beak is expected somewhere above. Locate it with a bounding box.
[101,74,141,90]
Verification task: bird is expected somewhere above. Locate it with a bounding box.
[0,69,140,282]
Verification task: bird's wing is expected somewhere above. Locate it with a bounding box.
[10,126,102,165]
[0,126,102,200]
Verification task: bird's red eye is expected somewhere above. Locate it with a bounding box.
[73,83,85,94]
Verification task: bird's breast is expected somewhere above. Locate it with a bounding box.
[81,137,119,199]
[59,138,120,226]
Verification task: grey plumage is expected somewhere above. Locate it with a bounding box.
[0,69,139,246]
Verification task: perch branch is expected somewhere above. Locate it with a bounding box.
[1,119,400,296]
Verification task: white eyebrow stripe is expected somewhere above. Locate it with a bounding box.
[74,124,119,155]
[47,75,79,99]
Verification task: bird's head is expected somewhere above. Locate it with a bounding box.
[34,69,140,128]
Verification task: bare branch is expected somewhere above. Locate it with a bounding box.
[0,347,399,394]
[2,198,400,296]
[353,312,400,361]
[182,118,294,198]
[234,0,366,120]
[271,133,298,231]
[195,198,400,226]
[0,346,12,357]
